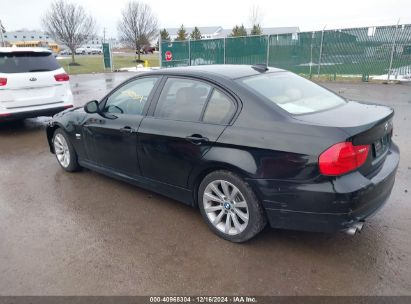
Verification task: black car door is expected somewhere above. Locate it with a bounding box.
[82,76,160,176]
[138,77,237,188]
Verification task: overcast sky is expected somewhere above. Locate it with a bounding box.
[1,0,410,38]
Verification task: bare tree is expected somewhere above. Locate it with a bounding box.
[249,4,264,28]
[42,0,96,65]
[118,1,158,62]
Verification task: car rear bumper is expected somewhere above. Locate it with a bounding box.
[0,104,73,121]
[246,143,400,233]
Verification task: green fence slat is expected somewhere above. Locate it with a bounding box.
[190,38,224,65]
[160,24,411,77]
[161,40,190,67]
[225,36,268,65]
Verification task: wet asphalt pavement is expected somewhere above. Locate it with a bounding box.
[0,73,410,295]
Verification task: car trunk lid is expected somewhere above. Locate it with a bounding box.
[294,101,394,176]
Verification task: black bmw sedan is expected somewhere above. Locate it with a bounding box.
[46,65,399,242]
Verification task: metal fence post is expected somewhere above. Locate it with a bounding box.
[266,35,270,66]
[388,19,400,80]
[159,36,162,68]
[223,37,226,64]
[317,25,326,77]
[309,32,314,78]
[188,39,191,66]
[0,19,4,47]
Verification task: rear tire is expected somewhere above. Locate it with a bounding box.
[198,170,267,242]
[52,128,80,172]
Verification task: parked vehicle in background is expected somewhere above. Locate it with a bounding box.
[140,45,155,54]
[75,48,87,55]
[46,65,399,242]
[0,47,73,120]
[89,48,102,55]
[75,47,102,55]
[60,49,72,56]
[12,41,61,54]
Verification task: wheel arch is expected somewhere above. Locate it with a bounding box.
[189,162,252,208]
[46,122,68,153]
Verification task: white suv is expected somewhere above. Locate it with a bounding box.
[0,47,74,121]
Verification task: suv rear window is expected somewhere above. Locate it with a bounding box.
[0,52,61,73]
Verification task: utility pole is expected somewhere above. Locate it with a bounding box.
[103,27,106,43]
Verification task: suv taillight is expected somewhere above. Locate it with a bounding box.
[319,142,370,176]
[54,73,70,82]
[0,78,7,86]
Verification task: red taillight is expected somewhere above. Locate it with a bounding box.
[0,77,7,86]
[319,142,370,176]
[54,73,70,82]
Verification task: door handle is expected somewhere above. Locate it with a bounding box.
[119,126,136,133]
[185,134,209,145]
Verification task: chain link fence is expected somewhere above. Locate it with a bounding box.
[160,24,411,80]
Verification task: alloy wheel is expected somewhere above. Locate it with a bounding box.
[53,134,71,168]
[203,180,249,235]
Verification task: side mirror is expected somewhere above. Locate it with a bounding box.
[84,100,99,114]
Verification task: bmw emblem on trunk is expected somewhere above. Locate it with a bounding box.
[29,77,37,81]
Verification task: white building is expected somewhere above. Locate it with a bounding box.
[2,30,55,44]
[166,26,224,40]
[1,30,122,50]
[165,26,300,41]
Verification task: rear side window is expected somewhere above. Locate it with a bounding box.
[154,78,212,122]
[203,89,235,124]
[0,52,61,73]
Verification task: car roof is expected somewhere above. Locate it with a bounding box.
[0,47,52,53]
[154,64,284,80]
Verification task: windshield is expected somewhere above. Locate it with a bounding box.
[0,52,60,73]
[239,72,346,114]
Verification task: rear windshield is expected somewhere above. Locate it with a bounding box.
[0,52,60,73]
[238,72,346,114]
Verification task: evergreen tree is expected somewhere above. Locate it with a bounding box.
[230,24,247,37]
[175,24,188,41]
[238,24,247,36]
[250,24,262,35]
[190,26,202,40]
[160,28,170,41]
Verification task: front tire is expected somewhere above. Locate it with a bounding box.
[52,128,80,172]
[198,170,267,242]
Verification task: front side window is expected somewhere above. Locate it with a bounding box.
[103,77,158,115]
[239,72,346,115]
[154,78,212,122]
